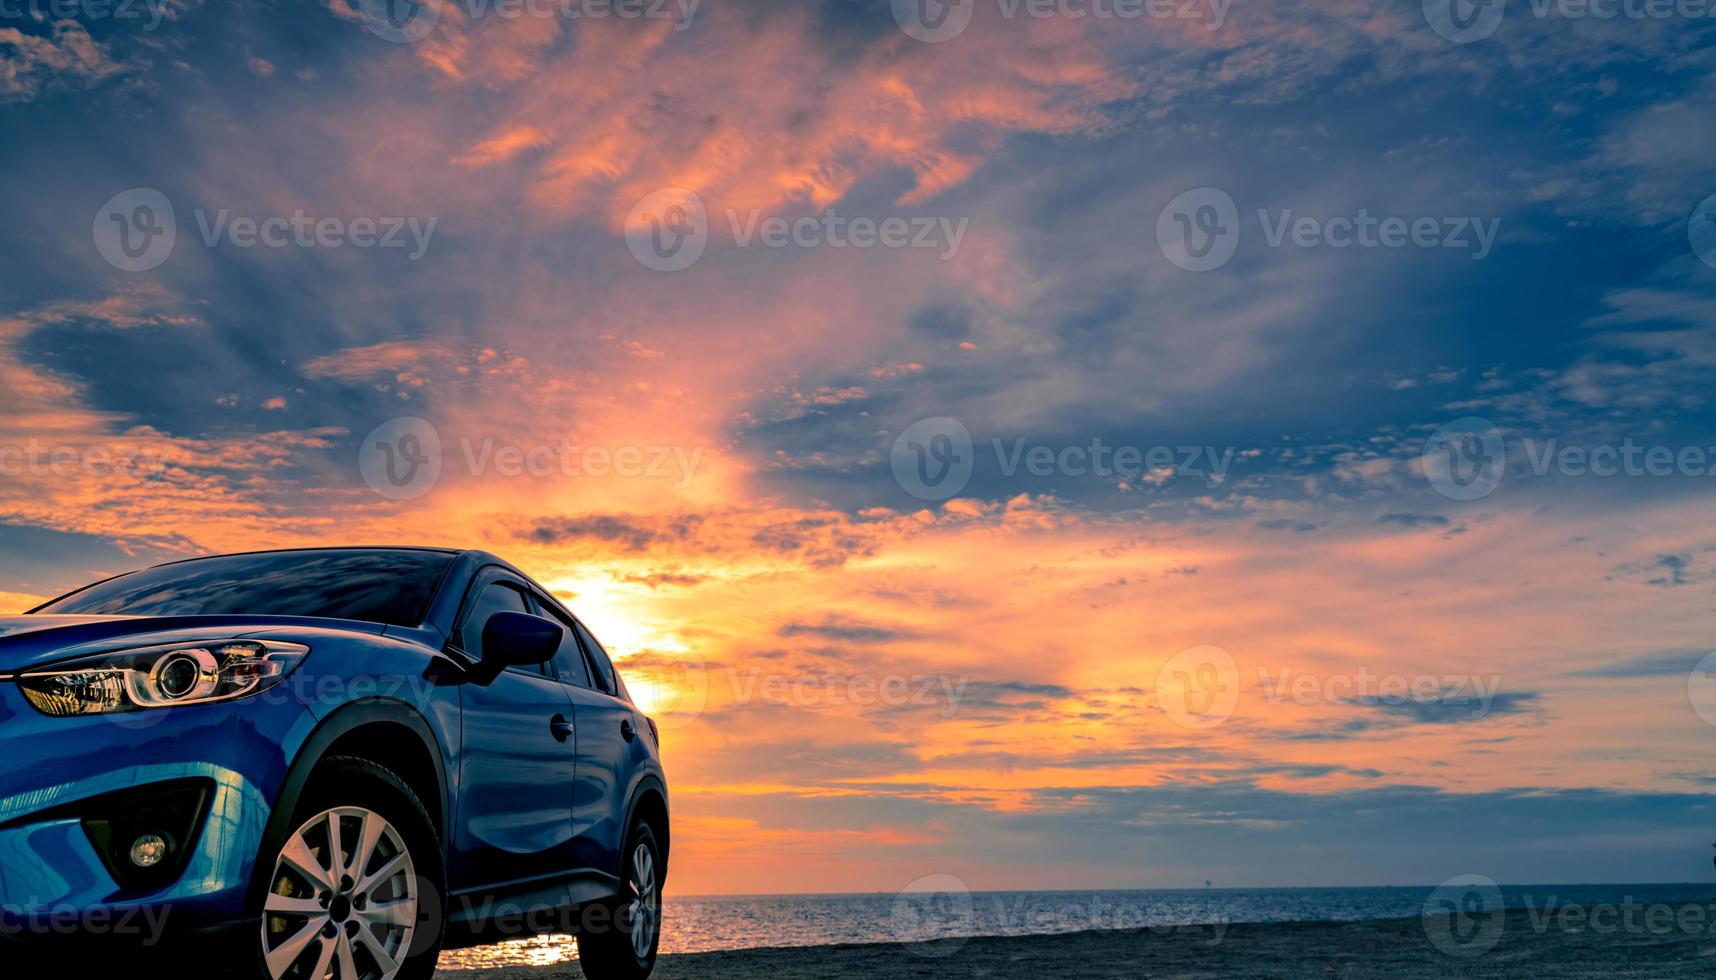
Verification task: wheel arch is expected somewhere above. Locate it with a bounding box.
[623,777,670,875]
[248,698,450,916]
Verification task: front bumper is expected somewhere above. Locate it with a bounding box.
[0,679,316,944]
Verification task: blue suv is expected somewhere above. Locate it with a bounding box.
[0,547,669,980]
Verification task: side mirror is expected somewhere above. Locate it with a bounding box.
[480,611,562,673]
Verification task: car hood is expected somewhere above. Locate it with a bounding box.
[0,614,385,673]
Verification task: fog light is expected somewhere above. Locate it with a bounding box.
[129,833,169,868]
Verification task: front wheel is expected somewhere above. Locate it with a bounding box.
[578,821,663,980]
[256,757,445,980]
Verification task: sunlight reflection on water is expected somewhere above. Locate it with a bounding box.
[433,884,1713,972]
[437,933,580,971]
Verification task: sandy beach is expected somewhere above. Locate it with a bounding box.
[435,905,1715,980]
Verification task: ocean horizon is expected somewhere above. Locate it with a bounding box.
[437,881,1716,970]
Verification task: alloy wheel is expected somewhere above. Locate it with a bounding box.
[625,841,659,961]
[261,806,419,980]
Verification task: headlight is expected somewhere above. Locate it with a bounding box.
[16,640,308,716]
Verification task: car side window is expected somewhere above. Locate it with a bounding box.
[458,581,530,662]
[546,611,592,688]
[574,622,619,696]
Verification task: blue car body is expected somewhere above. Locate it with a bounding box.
[0,547,669,954]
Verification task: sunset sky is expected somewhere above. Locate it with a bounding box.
[4,0,1716,894]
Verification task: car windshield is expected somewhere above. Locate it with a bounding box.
[34,549,455,626]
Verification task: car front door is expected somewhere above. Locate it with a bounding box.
[449,571,578,895]
[559,620,645,878]
[531,600,643,879]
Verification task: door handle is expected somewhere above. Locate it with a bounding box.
[550,714,575,742]
[620,719,636,742]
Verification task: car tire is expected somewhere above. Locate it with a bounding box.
[254,756,446,980]
[578,819,664,980]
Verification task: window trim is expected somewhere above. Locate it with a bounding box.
[448,567,554,679]
[572,621,623,699]
[527,594,594,690]
[524,587,605,692]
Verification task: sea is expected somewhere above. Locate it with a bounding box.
[435,882,1714,970]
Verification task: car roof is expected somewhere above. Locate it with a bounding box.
[140,546,465,570]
